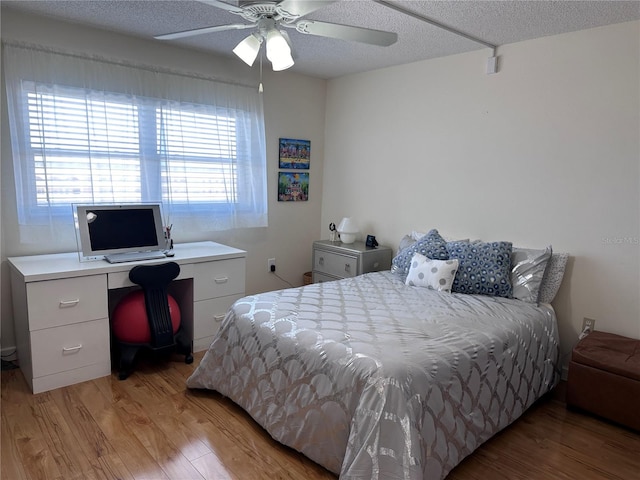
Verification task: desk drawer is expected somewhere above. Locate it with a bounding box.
[27,275,108,331]
[194,294,244,341]
[194,259,245,301]
[30,318,110,378]
[107,263,194,289]
[313,250,358,278]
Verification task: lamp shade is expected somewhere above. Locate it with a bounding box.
[337,217,358,243]
[266,29,294,71]
[233,34,261,66]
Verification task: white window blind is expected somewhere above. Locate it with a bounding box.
[4,43,268,243]
[157,107,238,204]
[28,87,143,205]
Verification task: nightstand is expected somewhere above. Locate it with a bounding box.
[312,240,392,283]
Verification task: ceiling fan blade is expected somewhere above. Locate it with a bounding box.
[277,0,338,19]
[294,20,397,47]
[197,0,244,14]
[155,23,254,40]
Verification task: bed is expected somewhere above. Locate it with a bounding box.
[187,232,564,480]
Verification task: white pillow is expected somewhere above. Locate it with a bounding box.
[405,253,459,292]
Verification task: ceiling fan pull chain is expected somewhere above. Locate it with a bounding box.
[259,52,264,93]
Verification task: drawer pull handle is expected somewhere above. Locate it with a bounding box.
[344,263,351,272]
[214,277,229,284]
[319,257,324,265]
[62,344,83,353]
[214,314,225,322]
[59,299,80,308]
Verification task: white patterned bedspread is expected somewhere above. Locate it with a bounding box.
[187,271,560,479]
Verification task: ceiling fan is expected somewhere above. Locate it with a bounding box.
[154,0,398,71]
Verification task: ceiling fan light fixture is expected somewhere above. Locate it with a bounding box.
[233,33,262,66]
[270,50,294,71]
[266,28,294,71]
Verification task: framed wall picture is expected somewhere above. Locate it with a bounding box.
[278,172,309,202]
[279,138,310,169]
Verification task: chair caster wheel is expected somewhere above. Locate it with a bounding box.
[185,354,194,364]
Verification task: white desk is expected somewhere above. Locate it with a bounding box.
[8,241,246,393]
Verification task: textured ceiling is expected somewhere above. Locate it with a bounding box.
[2,0,639,79]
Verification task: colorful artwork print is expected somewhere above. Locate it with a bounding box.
[278,172,309,202]
[279,138,310,169]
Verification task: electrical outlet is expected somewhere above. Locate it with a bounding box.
[268,258,276,273]
[582,317,596,332]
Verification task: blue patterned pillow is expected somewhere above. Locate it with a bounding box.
[447,241,513,298]
[391,229,449,278]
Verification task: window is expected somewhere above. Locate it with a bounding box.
[28,86,144,207]
[157,107,238,204]
[4,44,267,243]
[26,84,240,207]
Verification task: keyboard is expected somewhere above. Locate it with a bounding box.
[104,250,167,264]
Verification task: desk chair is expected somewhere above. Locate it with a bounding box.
[112,261,193,380]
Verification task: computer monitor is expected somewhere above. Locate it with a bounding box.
[75,203,165,259]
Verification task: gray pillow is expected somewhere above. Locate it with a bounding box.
[398,234,416,252]
[538,253,569,304]
[510,246,553,304]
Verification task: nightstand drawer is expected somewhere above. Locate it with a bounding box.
[312,272,341,283]
[30,318,110,378]
[314,250,358,278]
[27,275,108,331]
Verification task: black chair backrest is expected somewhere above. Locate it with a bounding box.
[128,262,180,349]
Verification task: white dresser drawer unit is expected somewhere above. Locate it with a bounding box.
[312,240,392,283]
[9,271,111,394]
[192,257,245,352]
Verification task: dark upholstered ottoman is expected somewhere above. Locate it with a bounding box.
[567,331,640,431]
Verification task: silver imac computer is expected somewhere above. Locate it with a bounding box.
[75,203,167,263]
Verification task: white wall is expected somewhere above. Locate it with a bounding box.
[322,21,640,367]
[0,9,326,352]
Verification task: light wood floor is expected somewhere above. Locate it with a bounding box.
[2,352,639,480]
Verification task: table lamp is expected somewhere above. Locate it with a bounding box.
[337,217,358,244]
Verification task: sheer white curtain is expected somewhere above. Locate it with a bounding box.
[3,43,268,244]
